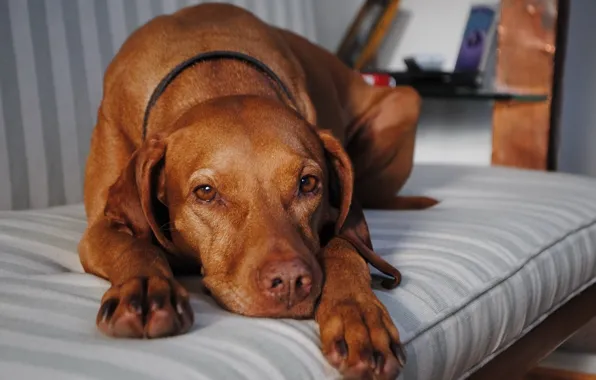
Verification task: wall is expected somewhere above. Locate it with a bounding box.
[313,0,496,70]
[312,0,497,167]
[549,0,596,367]
[557,0,596,177]
[380,0,498,71]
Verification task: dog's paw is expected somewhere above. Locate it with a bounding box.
[96,276,194,339]
[317,296,405,380]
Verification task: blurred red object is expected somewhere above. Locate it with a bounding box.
[361,73,396,87]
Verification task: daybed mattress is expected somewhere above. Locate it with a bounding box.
[1,164,595,379]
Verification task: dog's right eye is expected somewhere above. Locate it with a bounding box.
[299,175,319,194]
[194,185,217,202]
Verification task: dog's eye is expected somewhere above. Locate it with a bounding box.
[194,185,217,202]
[299,175,319,194]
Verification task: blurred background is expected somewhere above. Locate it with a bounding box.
[2,0,595,213]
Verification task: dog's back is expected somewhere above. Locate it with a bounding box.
[100,3,309,144]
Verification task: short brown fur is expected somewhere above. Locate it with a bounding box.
[79,4,436,379]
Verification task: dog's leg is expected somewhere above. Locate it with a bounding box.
[316,237,405,380]
[81,116,193,339]
[79,219,194,338]
[347,85,438,211]
[316,201,405,380]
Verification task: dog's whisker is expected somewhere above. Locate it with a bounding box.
[159,221,179,232]
[160,221,175,229]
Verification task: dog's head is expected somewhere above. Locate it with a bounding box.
[104,96,354,318]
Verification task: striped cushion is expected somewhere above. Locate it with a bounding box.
[1,164,596,379]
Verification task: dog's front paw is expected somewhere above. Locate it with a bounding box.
[97,276,194,338]
[317,295,405,380]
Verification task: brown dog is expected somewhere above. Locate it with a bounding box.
[78,3,436,379]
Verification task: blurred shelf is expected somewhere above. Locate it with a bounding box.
[415,88,548,102]
[360,71,549,102]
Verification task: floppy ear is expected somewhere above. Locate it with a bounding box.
[104,137,178,254]
[318,130,354,234]
[318,130,402,289]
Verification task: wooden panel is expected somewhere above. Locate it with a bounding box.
[492,0,557,169]
[468,283,596,380]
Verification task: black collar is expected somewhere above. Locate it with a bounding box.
[142,50,300,140]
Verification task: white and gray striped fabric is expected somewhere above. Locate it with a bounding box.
[1,164,596,380]
[0,0,317,211]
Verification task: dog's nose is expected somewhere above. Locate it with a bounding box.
[258,258,313,307]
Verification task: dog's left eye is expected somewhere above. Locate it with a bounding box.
[299,175,319,194]
[194,185,217,202]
